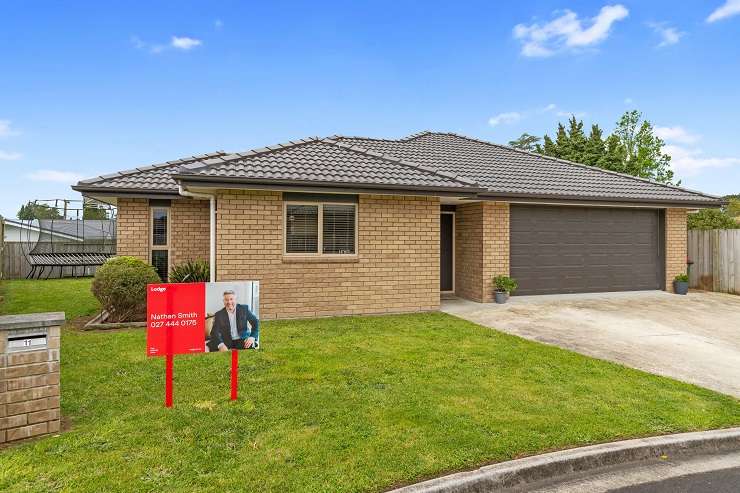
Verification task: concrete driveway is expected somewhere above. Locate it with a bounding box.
[442,291,740,398]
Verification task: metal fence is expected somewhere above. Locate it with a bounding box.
[1,242,111,279]
[687,229,740,294]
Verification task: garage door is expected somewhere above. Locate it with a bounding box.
[510,205,664,295]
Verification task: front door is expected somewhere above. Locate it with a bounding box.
[440,213,454,292]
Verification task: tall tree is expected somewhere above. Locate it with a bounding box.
[611,110,676,184]
[17,201,62,220]
[508,133,541,152]
[535,110,678,185]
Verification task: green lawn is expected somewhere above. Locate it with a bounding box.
[0,302,738,492]
[0,278,99,320]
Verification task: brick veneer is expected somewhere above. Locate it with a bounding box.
[0,313,62,444]
[171,199,209,265]
[455,202,509,302]
[116,197,149,261]
[216,190,440,319]
[665,208,688,293]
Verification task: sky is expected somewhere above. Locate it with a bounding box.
[1,0,739,217]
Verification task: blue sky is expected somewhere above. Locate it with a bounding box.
[1,1,739,217]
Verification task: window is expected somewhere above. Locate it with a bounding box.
[285,202,356,255]
[150,206,170,280]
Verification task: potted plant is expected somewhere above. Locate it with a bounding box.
[673,273,689,295]
[493,275,518,304]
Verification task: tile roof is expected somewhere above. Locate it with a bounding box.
[172,138,480,192]
[75,152,229,192]
[74,131,723,205]
[333,132,722,205]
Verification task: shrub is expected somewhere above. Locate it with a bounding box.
[674,273,689,283]
[687,209,739,230]
[493,275,518,293]
[169,260,210,283]
[91,256,160,322]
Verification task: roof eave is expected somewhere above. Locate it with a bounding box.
[174,174,484,197]
[477,191,725,208]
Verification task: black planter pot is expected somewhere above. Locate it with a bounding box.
[673,280,689,295]
[494,291,509,304]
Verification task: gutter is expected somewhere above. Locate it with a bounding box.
[178,185,216,283]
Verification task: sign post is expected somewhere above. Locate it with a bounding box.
[231,350,239,400]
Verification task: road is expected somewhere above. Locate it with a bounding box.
[520,451,740,493]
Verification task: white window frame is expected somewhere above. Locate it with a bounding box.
[150,206,171,277]
[283,201,358,257]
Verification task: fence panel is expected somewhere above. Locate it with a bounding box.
[1,242,111,280]
[687,229,740,294]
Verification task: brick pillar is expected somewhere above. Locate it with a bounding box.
[665,208,688,293]
[455,201,510,302]
[0,312,63,444]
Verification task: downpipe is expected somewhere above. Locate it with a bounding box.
[178,185,216,282]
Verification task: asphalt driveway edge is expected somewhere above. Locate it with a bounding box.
[388,427,740,493]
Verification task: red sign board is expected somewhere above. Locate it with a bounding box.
[146,283,206,356]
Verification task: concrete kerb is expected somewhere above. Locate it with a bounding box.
[388,427,740,493]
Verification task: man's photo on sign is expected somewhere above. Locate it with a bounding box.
[204,281,259,352]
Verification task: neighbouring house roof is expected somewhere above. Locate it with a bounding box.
[73,131,724,206]
[2,219,116,242]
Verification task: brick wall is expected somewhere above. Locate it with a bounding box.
[455,201,510,302]
[0,316,61,444]
[216,190,440,319]
[116,198,149,261]
[171,199,209,266]
[665,208,688,293]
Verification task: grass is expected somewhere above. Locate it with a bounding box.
[0,306,738,492]
[0,278,100,320]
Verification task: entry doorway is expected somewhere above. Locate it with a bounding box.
[440,212,455,293]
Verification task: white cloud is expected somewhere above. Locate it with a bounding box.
[0,120,20,138]
[513,4,629,57]
[171,36,202,50]
[132,35,203,54]
[655,126,701,145]
[624,97,633,105]
[665,145,740,176]
[27,170,85,183]
[489,112,522,126]
[556,110,587,118]
[658,124,740,177]
[541,103,557,112]
[707,0,740,23]
[0,150,22,160]
[214,19,224,29]
[648,22,684,47]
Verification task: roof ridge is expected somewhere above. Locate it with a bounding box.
[323,138,482,188]
[76,150,229,185]
[433,132,722,201]
[177,138,323,175]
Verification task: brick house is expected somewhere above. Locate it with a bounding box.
[73,132,723,319]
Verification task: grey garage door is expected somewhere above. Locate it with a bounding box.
[510,205,664,295]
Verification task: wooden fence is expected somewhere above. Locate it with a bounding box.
[687,229,740,294]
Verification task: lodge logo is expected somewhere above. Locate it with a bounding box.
[150,286,167,293]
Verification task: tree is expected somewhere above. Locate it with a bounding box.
[535,110,678,185]
[687,209,739,230]
[508,133,541,152]
[724,195,740,218]
[83,205,109,219]
[612,110,676,184]
[16,201,62,220]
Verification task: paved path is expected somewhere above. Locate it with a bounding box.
[442,291,740,397]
